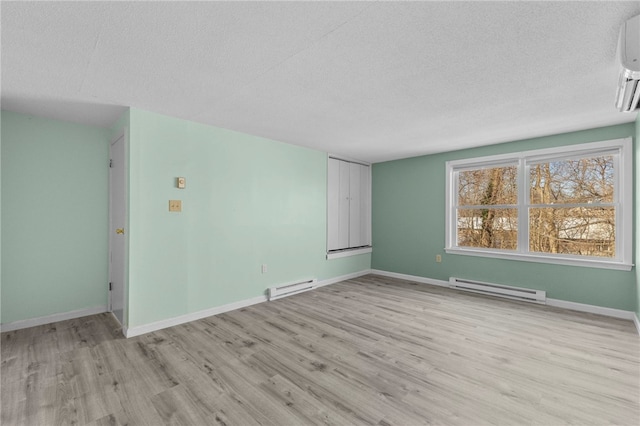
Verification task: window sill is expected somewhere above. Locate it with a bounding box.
[327,246,372,260]
[445,247,633,271]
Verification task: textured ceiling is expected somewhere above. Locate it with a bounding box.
[2,1,639,163]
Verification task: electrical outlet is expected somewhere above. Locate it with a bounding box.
[261,264,268,274]
[169,200,182,212]
[436,254,442,263]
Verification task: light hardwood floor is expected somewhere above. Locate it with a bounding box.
[2,274,639,425]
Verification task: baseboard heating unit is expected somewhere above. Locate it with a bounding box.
[268,278,317,301]
[449,277,546,304]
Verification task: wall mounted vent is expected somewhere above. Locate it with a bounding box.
[449,277,546,304]
[268,278,317,301]
[616,14,640,112]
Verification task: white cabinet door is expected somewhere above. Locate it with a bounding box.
[359,163,371,247]
[349,162,371,248]
[327,158,341,250]
[349,162,362,247]
[327,158,351,250]
[338,160,351,249]
[328,158,370,251]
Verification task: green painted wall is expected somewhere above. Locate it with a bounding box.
[635,113,640,320]
[126,109,370,328]
[1,111,110,323]
[372,123,636,311]
[0,113,2,323]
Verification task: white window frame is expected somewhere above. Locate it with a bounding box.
[445,138,633,271]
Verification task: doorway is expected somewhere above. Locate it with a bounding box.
[109,133,126,326]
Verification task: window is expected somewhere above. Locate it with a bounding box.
[327,156,372,259]
[445,138,632,270]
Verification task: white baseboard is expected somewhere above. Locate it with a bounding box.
[125,269,373,338]
[0,305,108,333]
[545,298,635,320]
[0,270,372,338]
[633,313,640,336]
[370,269,449,287]
[370,269,637,324]
[315,269,372,288]
[124,295,268,338]
[326,247,372,260]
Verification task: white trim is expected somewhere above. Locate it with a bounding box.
[328,153,371,167]
[370,269,636,322]
[315,269,372,288]
[124,295,268,338]
[634,313,640,336]
[0,306,108,332]
[124,269,372,338]
[444,247,633,271]
[327,246,372,259]
[546,298,635,320]
[445,138,630,170]
[370,269,449,287]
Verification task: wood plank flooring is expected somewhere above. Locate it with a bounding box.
[2,274,639,425]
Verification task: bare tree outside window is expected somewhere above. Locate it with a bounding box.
[454,155,616,257]
[529,156,615,258]
[457,166,518,250]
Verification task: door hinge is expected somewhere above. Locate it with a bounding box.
[109,159,113,168]
[109,282,112,291]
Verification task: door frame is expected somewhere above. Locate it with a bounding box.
[109,128,129,331]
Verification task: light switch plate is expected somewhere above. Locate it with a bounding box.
[169,200,182,212]
[177,177,186,189]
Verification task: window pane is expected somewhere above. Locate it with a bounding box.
[457,208,518,250]
[529,156,614,204]
[458,166,517,206]
[529,207,615,257]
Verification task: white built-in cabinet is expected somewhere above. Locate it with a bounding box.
[327,157,371,254]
